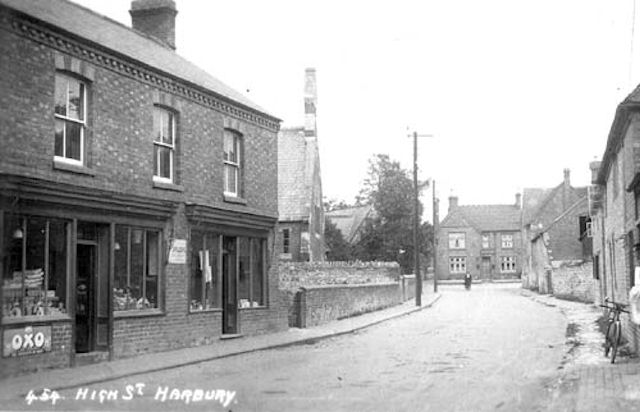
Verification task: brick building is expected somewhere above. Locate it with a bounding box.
[590,84,640,354]
[325,205,374,245]
[0,0,288,377]
[436,195,523,281]
[277,68,325,262]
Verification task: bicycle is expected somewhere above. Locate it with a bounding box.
[599,297,630,364]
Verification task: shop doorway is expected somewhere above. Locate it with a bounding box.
[222,236,238,335]
[75,222,110,354]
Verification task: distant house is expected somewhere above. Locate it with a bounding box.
[325,205,375,245]
[277,69,325,262]
[521,169,592,299]
[437,195,522,281]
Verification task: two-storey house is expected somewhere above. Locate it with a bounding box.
[437,195,522,281]
[0,0,287,377]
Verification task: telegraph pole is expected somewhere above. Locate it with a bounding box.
[409,131,433,306]
[433,180,438,293]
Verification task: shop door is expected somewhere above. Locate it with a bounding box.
[222,236,238,334]
[76,243,95,353]
[481,257,492,281]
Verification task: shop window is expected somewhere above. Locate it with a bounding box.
[237,236,266,308]
[2,215,69,319]
[113,226,161,311]
[449,257,466,273]
[54,73,86,165]
[282,229,290,254]
[189,232,220,311]
[501,256,517,273]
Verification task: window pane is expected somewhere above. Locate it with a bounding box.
[54,75,67,117]
[190,231,204,311]
[114,226,132,311]
[206,235,220,309]
[238,237,250,307]
[225,164,237,194]
[65,121,82,160]
[251,239,264,306]
[160,147,171,178]
[48,219,67,315]
[130,229,144,306]
[153,108,162,142]
[224,132,237,163]
[54,119,64,157]
[67,80,84,121]
[25,217,46,316]
[145,231,159,308]
[3,216,24,318]
[162,112,172,145]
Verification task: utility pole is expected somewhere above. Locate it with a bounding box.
[433,181,438,293]
[409,131,433,306]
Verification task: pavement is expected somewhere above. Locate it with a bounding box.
[0,293,441,404]
[520,289,640,411]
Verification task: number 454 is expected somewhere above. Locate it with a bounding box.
[25,388,63,405]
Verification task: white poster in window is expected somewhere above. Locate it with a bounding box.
[168,239,187,264]
[635,266,640,287]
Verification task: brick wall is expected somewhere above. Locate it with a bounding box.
[289,283,403,328]
[279,261,401,292]
[551,260,594,303]
[1,321,72,379]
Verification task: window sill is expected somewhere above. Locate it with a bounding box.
[2,314,72,325]
[53,158,95,176]
[153,180,184,192]
[188,308,222,314]
[239,305,267,310]
[114,309,164,319]
[223,194,247,205]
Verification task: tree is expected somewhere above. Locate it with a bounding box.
[324,218,353,261]
[353,154,433,274]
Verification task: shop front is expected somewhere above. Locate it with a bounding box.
[0,176,177,377]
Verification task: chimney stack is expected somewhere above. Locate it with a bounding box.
[130,0,177,50]
[589,161,601,184]
[448,195,458,213]
[515,193,522,209]
[304,68,317,137]
[563,168,571,187]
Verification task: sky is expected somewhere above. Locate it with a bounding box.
[74,0,640,222]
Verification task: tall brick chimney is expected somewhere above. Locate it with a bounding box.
[304,68,317,137]
[589,161,601,184]
[448,195,458,213]
[515,193,522,209]
[563,168,571,210]
[130,0,177,50]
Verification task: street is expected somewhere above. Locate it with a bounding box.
[5,284,568,412]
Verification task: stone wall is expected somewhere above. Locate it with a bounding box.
[289,283,403,328]
[550,260,594,303]
[279,261,401,292]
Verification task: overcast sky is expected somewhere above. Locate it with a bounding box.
[74,0,639,221]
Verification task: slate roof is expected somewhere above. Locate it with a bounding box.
[522,183,588,225]
[0,0,277,120]
[440,204,521,232]
[325,205,374,243]
[278,127,313,221]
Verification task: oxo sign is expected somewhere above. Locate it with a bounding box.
[3,325,52,357]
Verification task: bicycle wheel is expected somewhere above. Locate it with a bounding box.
[611,322,622,364]
[604,322,613,357]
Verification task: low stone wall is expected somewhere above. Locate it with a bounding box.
[279,261,401,291]
[551,260,594,303]
[289,283,403,328]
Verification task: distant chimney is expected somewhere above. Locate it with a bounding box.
[304,68,317,137]
[448,195,458,213]
[130,0,177,50]
[589,161,601,184]
[515,193,522,208]
[563,168,571,187]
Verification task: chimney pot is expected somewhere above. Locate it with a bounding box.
[130,0,177,50]
[563,168,571,186]
[515,193,522,208]
[448,196,458,212]
[589,161,601,184]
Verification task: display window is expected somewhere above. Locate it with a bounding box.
[189,232,220,311]
[113,226,162,311]
[2,215,69,320]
